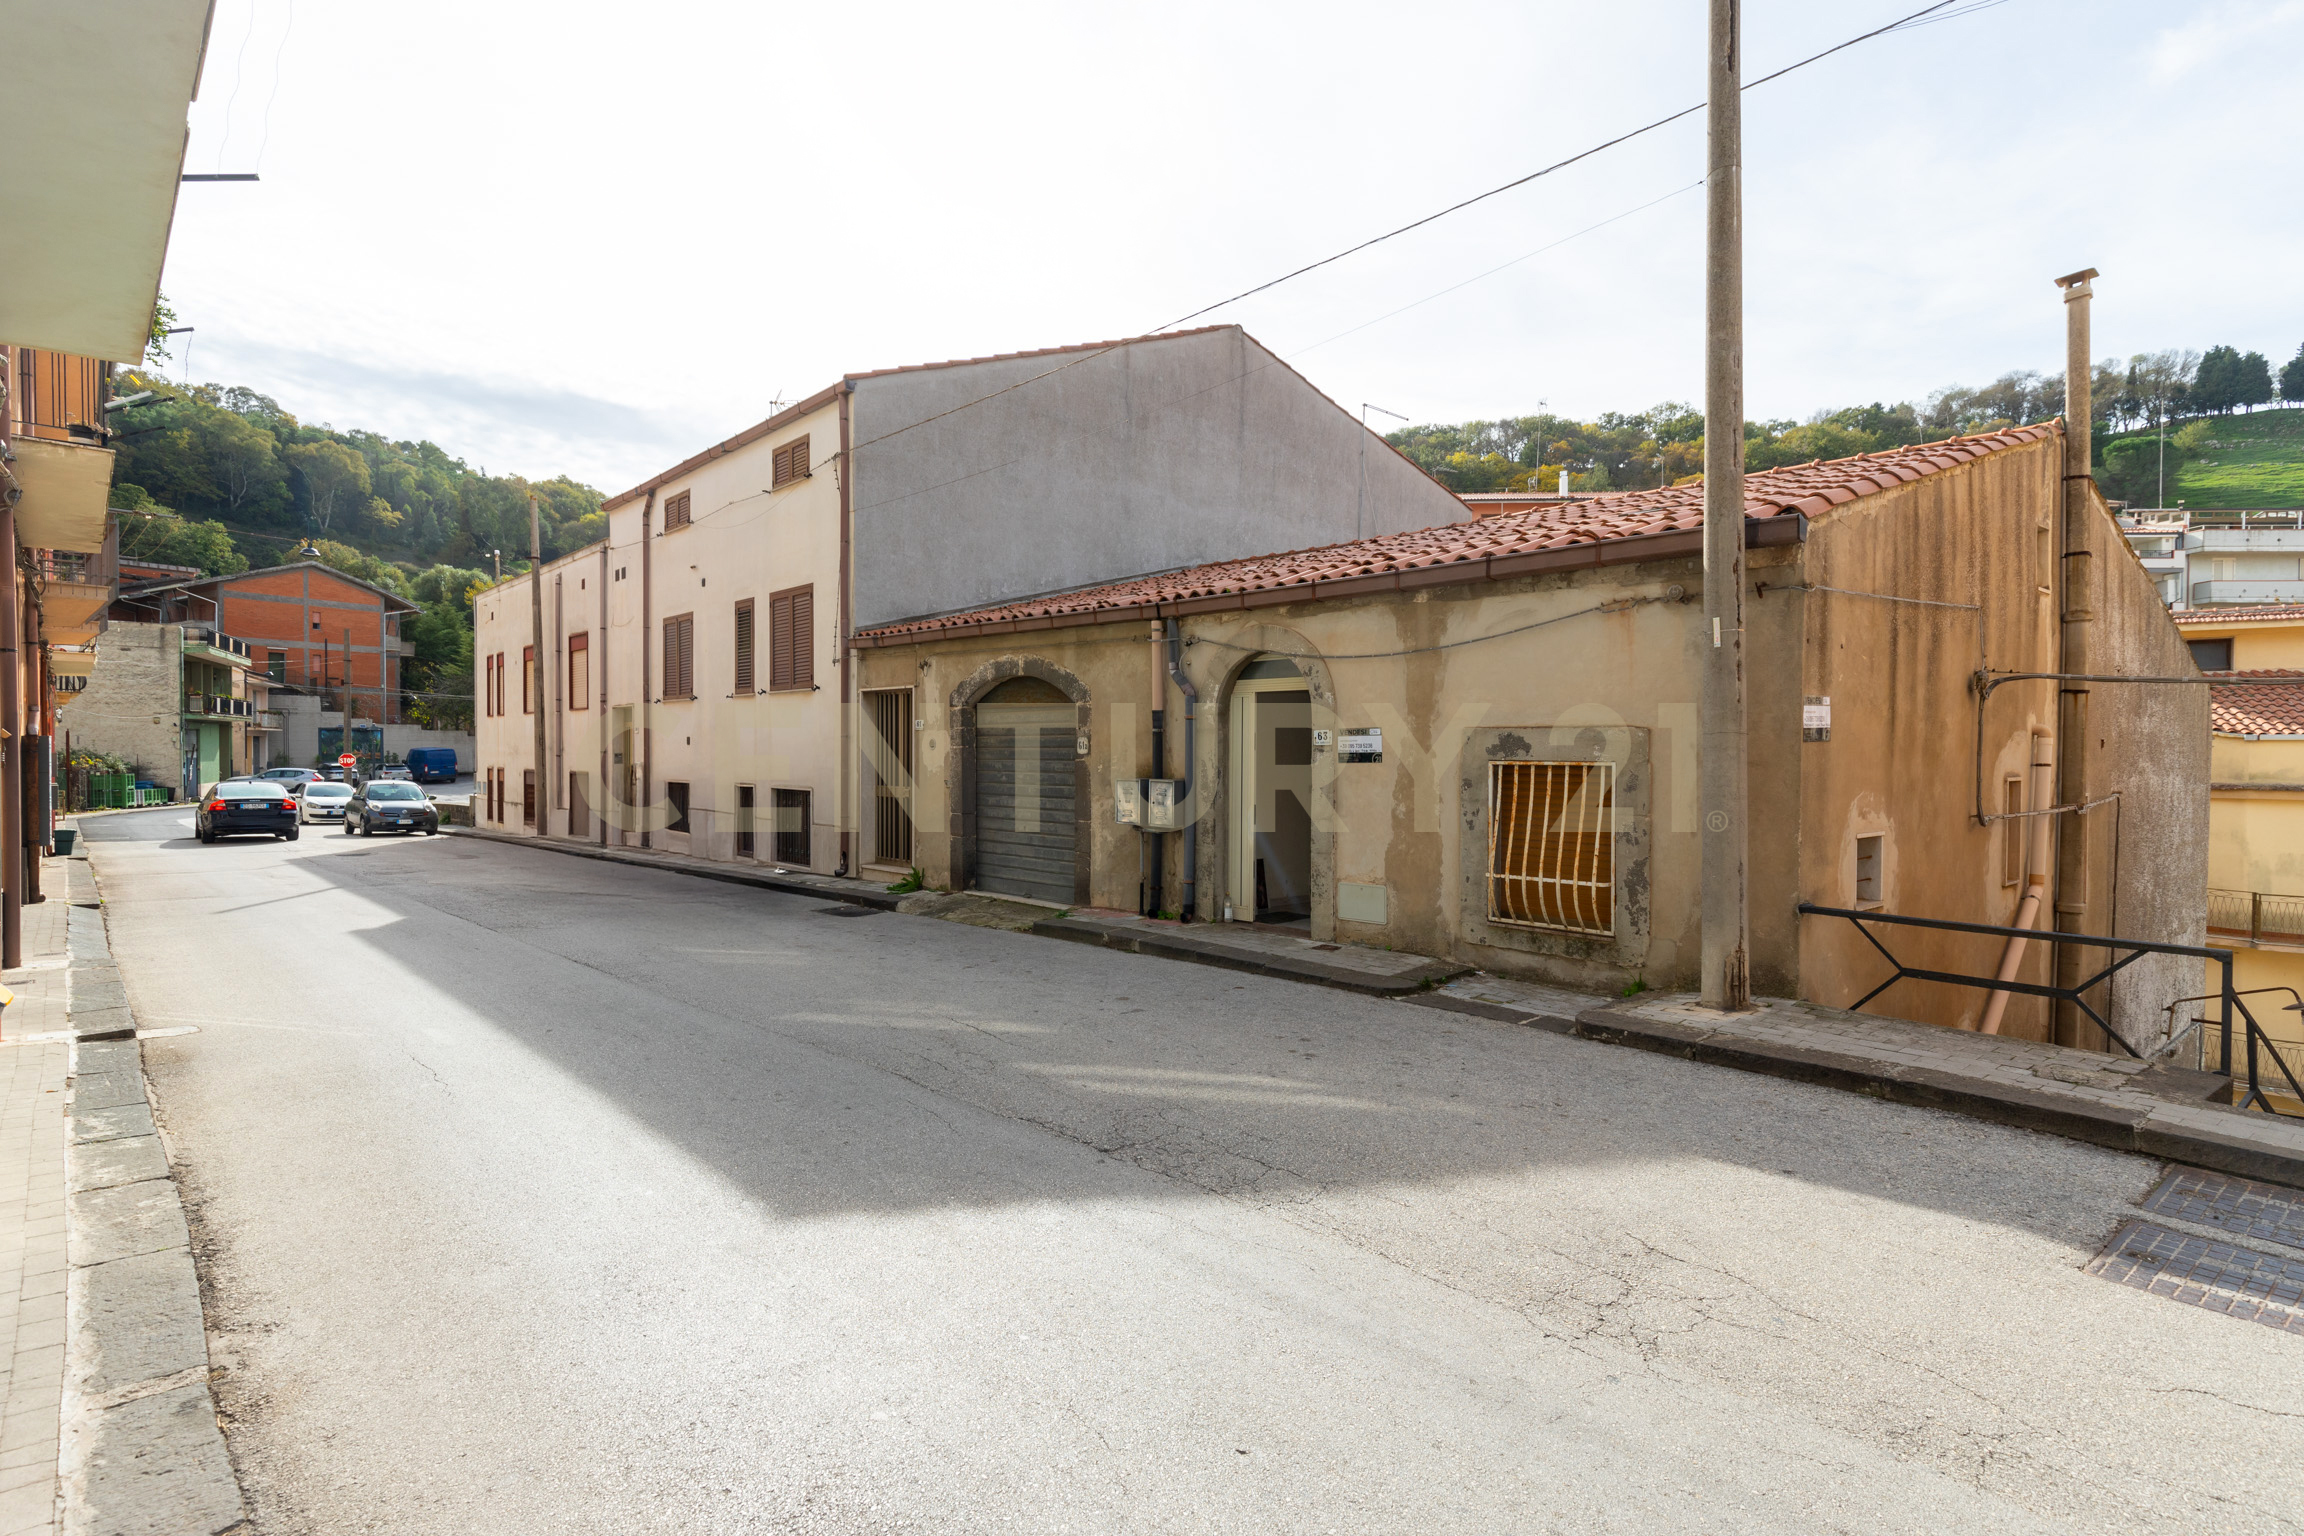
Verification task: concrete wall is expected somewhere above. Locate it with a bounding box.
[275,691,473,770]
[60,621,183,786]
[849,327,1468,630]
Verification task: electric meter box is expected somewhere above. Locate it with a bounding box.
[1114,778,1183,830]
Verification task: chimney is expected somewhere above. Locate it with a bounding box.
[2049,266,2098,1048]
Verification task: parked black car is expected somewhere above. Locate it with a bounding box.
[345,780,439,836]
[197,781,302,843]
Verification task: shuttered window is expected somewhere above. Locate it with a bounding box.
[662,614,695,699]
[522,645,534,715]
[663,490,692,531]
[568,632,589,710]
[484,655,494,717]
[768,585,813,692]
[733,600,756,695]
[523,769,536,827]
[771,436,810,489]
[1487,761,1614,935]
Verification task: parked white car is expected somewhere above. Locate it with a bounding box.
[300,781,355,824]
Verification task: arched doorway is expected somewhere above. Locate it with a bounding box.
[973,676,1077,904]
[1228,657,1313,923]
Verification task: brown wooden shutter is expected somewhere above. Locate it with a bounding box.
[522,645,534,714]
[663,490,691,531]
[771,435,810,489]
[680,616,695,698]
[663,618,678,697]
[768,591,794,691]
[790,586,812,690]
[734,600,755,694]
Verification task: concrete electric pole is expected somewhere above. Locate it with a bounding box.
[1701,0,1751,1011]
[2052,268,2098,1046]
[529,495,548,835]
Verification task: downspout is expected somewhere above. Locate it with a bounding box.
[1148,619,1165,914]
[598,541,609,845]
[553,570,564,824]
[1980,731,2056,1034]
[0,475,20,968]
[2052,268,2098,1047]
[837,384,855,877]
[640,488,655,848]
[1163,616,1197,922]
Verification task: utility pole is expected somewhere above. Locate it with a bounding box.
[343,626,354,769]
[1700,0,1750,1011]
[529,494,548,836]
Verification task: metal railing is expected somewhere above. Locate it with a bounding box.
[181,626,251,659]
[183,694,254,718]
[1798,902,2299,1117]
[2207,888,2304,948]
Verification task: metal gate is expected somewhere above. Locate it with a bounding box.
[975,698,1075,904]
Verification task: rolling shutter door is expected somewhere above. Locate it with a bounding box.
[974,701,1075,904]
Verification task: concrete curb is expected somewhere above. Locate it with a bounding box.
[448,828,1469,996]
[445,826,905,910]
[1400,991,2304,1190]
[1037,916,1470,997]
[60,871,247,1535]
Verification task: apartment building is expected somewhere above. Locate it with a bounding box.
[473,325,1466,867]
[2118,507,2304,610]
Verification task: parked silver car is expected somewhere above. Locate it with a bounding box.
[299,781,355,824]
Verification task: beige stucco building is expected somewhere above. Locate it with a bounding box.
[473,326,1466,870]
[853,425,2208,1050]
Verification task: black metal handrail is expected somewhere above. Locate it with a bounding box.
[1797,901,2296,1117]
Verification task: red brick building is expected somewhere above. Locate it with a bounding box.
[112,562,419,723]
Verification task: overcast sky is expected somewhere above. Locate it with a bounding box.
[155,0,2304,495]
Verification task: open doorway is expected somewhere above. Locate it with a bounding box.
[1229,657,1313,924]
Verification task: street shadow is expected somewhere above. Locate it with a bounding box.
[278,835,2151,1241]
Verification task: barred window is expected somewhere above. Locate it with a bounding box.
[1486,761,1613,935]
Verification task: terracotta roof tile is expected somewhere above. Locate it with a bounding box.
[2174,605,2304,627]
[859,423,2060,640]
[2210,671,2304,735]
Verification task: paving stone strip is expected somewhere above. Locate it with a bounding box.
[59,855,245,1536]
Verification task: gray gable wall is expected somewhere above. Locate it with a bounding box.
[847,326,1465,630]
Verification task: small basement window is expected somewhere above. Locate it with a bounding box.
[1855,834,1884,908]
[666,781,691,835]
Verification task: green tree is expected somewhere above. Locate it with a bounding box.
[2282,345,2304,406]
[2193,346,2242,414]
[199,410,288,515]
[285,441,372,534]
[2235,350,2275,412]
[115,508,250,576]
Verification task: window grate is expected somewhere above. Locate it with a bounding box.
[1486,761,1613,935]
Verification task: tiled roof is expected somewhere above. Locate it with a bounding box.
[2210,671,2304,735]
[857,423,2059,641]
[2175,605,2304,628]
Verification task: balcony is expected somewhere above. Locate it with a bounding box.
[2208,888,2304,950]
[2196,527,2304,552]
[183,694,254,719]
[181,627,254,667]
[2189,580,2304,606]
[251,710,285,733]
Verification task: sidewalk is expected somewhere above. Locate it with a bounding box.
[0,869,79,1536]
[1425,976,2304,1189]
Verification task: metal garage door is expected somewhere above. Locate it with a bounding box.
[975,694,1076,905]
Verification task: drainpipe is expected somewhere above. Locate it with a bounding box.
[640,488,655,848]
[0,477,20,969]
[598,541,609,845]
[553,570,564,821]
[2052,268,2098,1047]
[1148,620,1165,914]
[837,385,855,877]
[1163,617,1197,922]
[1980,731,2056,1034]
[529,495,547,838]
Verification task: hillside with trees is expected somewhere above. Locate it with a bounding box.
[101,363,607,730]
[1389,341,2304,511]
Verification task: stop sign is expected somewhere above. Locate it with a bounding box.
[338,754,357,768]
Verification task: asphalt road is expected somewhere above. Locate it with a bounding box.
[82,808,2304,1534]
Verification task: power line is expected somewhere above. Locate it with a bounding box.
[835,0,1972,465]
